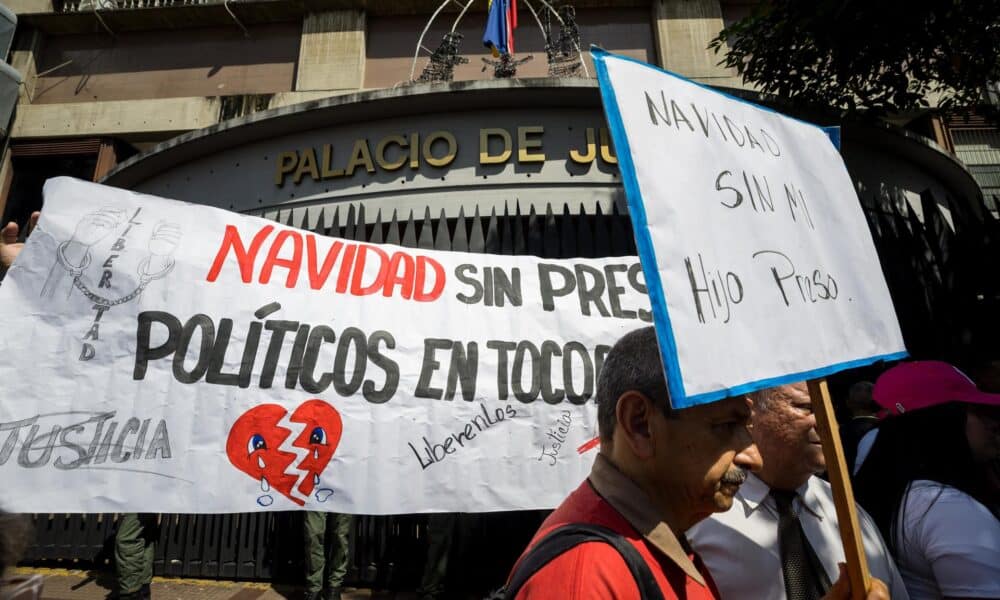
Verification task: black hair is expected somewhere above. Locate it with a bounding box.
[853,402,999,556]
[596,326,673,441]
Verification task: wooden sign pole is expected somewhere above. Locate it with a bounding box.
[808,378,871,600]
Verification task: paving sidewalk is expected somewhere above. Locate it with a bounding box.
[13,568,422,600]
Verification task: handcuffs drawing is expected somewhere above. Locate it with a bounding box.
[45,210,181,308]
[55,240,175,307]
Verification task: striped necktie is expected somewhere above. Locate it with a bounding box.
[772,489,828,600]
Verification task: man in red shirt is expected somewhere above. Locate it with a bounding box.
[511,327,888,600]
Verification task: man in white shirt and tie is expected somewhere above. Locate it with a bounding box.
[688,382,908,600]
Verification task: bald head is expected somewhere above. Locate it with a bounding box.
[749,383,826,491]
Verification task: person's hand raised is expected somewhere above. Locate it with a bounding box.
[1,211,40,269]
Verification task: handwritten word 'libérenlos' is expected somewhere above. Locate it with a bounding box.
[685,250,839,324]
[206,225,446,301]
[409,403,518,470]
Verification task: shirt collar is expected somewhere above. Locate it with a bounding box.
[589,454,707,586]
[738,473,827,520]
[799,477,829,520]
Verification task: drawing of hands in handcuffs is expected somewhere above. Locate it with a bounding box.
[42,206,182,305]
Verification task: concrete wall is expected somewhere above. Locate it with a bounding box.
[651,0,742,87]
[4,0,52,15]
[11,6,661,141]
[32,25,299,104]
[11,96,222,137]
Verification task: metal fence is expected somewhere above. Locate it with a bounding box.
[860,189,1000,367]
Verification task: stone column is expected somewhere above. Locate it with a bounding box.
[650,0,742,87]
[295,10,366,92]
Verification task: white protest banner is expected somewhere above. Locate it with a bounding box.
[0,177,652,514]
[592,49,906,409]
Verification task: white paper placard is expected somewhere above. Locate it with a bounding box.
[0,177,653,514]
[593,48,906,408]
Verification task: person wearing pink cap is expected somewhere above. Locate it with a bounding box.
[854,361,1000,600]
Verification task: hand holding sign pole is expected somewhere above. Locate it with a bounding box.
[592,47,905,598]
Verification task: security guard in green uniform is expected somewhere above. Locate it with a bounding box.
[114,513,158,600]
[303,511,353,600]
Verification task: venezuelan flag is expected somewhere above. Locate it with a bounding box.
[483,0,517,57]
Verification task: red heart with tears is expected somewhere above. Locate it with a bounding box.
[226,399,343,506]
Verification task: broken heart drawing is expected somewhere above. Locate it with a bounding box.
[226,399,343,507]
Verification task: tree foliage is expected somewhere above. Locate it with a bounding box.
[710,1,1000,117]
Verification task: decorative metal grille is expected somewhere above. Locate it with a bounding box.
[417,32,470,84]
[57,0,216,12]
[544,4,584,78]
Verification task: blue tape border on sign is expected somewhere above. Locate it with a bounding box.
[822,126,842,151]
[591,47,690,407]
[591,47,907,409]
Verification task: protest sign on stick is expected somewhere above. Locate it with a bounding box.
[0,177,655,515]
[592,47,906,597]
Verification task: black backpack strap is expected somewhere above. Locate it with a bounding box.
[504,523,665,600]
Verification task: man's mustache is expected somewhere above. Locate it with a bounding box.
[721,466,748,486]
